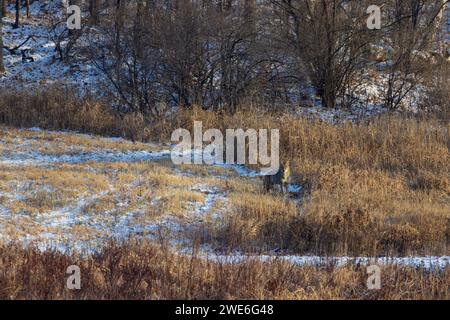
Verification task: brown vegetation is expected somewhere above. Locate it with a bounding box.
[177,107,450,256]
[0,1,449,301]
[0,89,448,256]
[0,241,448,300]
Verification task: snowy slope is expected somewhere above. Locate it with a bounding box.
[0,2,447,120]
[0,1,103,92]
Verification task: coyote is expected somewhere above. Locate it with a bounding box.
[263,161,291,194]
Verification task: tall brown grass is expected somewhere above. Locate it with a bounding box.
[0,241,448,300]
[0,87,151,141]
[0,88,448,256]
[175,107,450,256]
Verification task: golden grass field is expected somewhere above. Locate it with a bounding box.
[0,89,448,299]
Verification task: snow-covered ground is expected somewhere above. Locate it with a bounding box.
[0,127,448,270]
[0,3,448,269]
[0,1,103,91]
[0,127,295,251]
[193,251,450,271]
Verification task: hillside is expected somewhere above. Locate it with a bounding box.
[0,0,449,301]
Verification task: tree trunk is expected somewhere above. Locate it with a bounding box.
[13,0,19,28]
[89,0,101,24]
[134,0,145,58]
[26,0,30,18]
[114,0,125,52]
[1,0,7,18]
[0,0,5,73]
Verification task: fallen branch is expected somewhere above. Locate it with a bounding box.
[3,35,36,54]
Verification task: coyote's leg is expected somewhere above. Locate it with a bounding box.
[263,176,271,193]
[282,182,289,195]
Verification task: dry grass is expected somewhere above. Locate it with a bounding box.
[0,88,449,300]
[0,130,222,246]
[0,241,448,300]
[171,107,449,256]
[0,89,449,257]
[208,193,298,251]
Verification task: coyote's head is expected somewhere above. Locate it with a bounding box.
[282,160,291,181]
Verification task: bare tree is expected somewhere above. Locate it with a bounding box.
[383,0,446,110]
[90,0,271,113]
[271,0,373,108]
[85,0,449,114]
[47,1,84,62]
